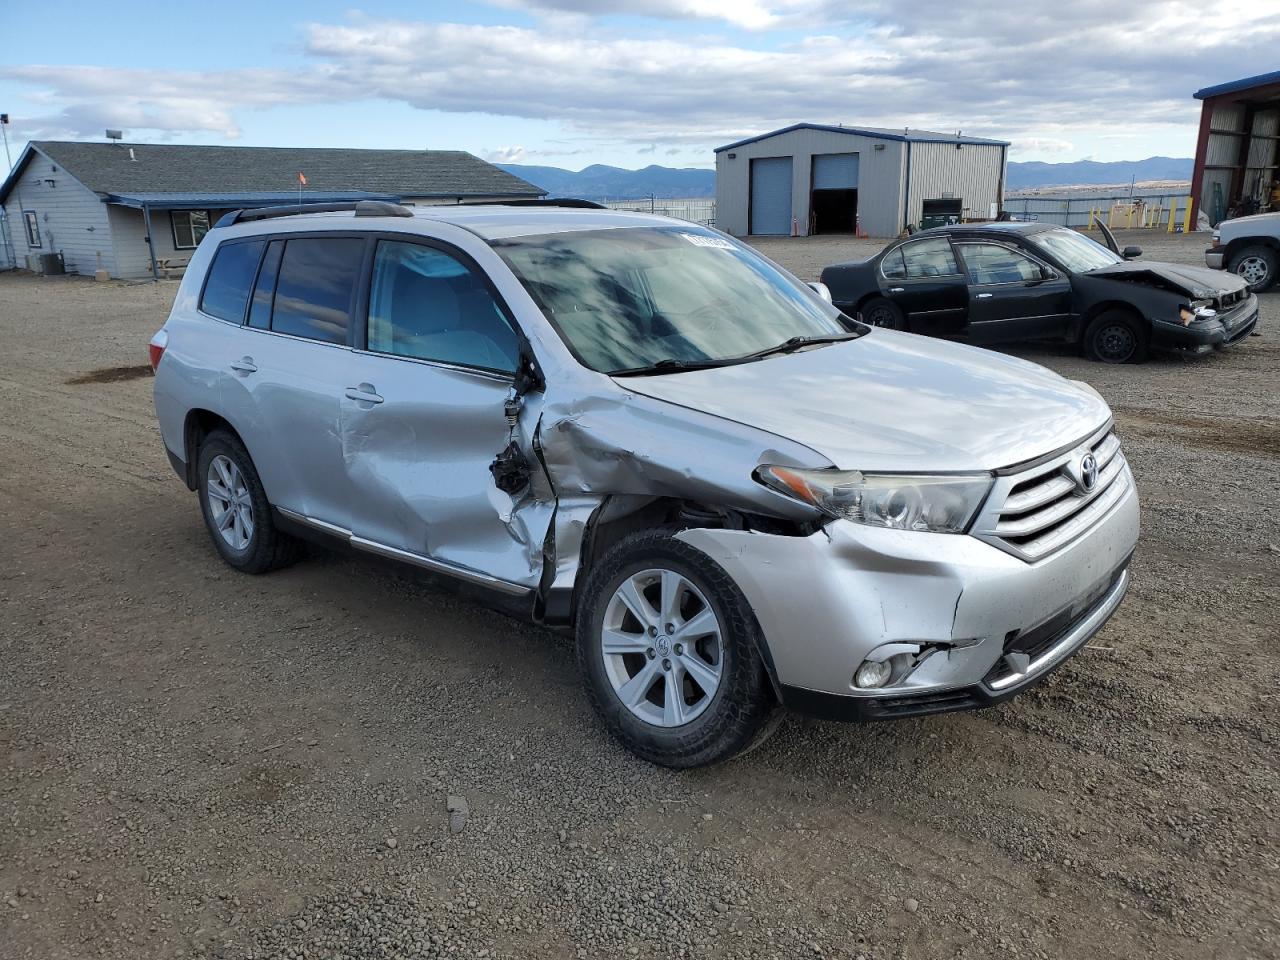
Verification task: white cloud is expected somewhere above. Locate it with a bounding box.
[5,4,1279,158]
[484,145,528,163]
[1011,138,1075,157]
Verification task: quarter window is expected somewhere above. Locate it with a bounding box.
[956,242,1043,285]
[171,210,211,249]
[200,240,266,323]
[270,238,364,345]
[247,240,283,330]
[880,248,907,279]
[23,211,41,248]
[900,238,960,278]
[367,240,519,373]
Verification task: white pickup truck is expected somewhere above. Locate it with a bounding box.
[1206,212,1279,292]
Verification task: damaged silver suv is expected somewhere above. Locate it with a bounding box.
[151,200,1139,767]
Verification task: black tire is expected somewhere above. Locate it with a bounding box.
[196,429,302,574]
[1227,244,1277,293]
[575,531,777,768]
[860,297,907,330]
[1083,309,1149,364]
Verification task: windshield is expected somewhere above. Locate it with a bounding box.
[1030,227,1122,273]
[491,226,850,373]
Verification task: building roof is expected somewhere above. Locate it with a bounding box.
[715,122,1009,153]
[105,190,399,210]
[0,141,545,205]
[1194,71,1280,100]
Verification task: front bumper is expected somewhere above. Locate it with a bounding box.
[1150,294,1259,353]
[675,468,1139,718]
[1205,249,1225,270]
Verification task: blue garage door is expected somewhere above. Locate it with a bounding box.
[750,157,793,235]
[812,152,859,189]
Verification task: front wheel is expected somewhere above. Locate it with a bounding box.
[1083,310,1149,364]
[1228,245,1277,292]
[576,532,777,768]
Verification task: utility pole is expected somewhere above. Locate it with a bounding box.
[0,114,13,172]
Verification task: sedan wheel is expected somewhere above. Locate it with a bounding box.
[861,297,905,330]
[1083,310,1148,364]
[601,568,724,728]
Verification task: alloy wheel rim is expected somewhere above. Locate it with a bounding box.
[601,568,724,728]
[1097,323,1135,362]
[1237,256,1269,287]
[207,455,254,550]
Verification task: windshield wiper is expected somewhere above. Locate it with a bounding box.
[737,332,862,361]
[610,357,740,377]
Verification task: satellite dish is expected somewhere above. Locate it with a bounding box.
[105,129,123,141]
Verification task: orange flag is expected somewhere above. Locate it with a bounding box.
[298,171,308,185]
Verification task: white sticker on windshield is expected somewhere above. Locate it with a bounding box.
[678,233,735,250]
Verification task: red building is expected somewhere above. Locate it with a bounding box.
[1191,71,1280,226]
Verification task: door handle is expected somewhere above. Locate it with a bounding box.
[345,384,384,405]
[976,293,994,299]
[889,287,905,293]
[229,357,257,373]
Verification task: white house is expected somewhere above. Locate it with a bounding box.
[0,141,545,279]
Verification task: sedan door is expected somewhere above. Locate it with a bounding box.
[337,237,544,591]
[952,240,1072,344]
[878,236,969,334]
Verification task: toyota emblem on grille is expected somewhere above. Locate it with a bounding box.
[1078,452,1099,493]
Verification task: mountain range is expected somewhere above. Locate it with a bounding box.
[498,157,1194,200]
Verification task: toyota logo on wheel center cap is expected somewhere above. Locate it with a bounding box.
[1078,452,1099,493]
[656,636,671,656]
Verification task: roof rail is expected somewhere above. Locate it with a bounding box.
[215,200,414,228]
[458,198,606,210]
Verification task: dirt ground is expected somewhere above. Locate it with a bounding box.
[1,229,1277,960]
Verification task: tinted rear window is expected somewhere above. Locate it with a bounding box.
[270,238,365,345]
[200,240,265,323]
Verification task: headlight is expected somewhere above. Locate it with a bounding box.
[756,465,992,534]
[1179,299,1217,325]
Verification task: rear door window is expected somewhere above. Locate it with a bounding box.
[901,238,960,278]
[200,240,266,323]
[270,238,365,345]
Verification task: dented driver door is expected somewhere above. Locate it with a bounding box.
[335,237,544,591]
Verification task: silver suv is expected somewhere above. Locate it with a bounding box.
[150,200,1139,767]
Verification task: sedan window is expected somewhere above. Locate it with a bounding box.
[956,242,1043,285]
[1030,228,1122,273]
[901,238,960,278]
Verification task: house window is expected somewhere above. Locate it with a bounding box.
[171,210,211,249]
[23,211,41,248]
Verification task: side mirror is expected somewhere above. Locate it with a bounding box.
[1122,245,1142,260]
[1040,265,1056,280]
[807,281,833,303]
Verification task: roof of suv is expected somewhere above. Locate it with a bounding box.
[218,204,679,242]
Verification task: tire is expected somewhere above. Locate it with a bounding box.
[1083,309,1149,364]
[575,531,777,768]
[196,429,302,574]
[1227,244,1277,293]
[860,297,907,330]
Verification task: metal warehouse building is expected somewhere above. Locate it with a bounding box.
[1191,71,1280,225]
[714,123,1009,238]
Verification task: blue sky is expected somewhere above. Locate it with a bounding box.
[4,0,1279,170]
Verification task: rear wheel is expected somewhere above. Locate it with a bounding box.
[196,430,302,573]
[1228,245,1277,292]
[576,532,776,768]
[861,297,906,330]
[1083,310,1148,364]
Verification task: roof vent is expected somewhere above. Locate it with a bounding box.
[128,148,137,162]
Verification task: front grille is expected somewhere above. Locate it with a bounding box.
[1217,288,1246,310]
[974,427,1130,562]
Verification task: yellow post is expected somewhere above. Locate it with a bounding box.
[1182,198,1193,233]
[1167,199,1177,233]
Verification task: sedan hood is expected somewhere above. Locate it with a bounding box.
[1087,260,1248,298]
[618,331,1111,473]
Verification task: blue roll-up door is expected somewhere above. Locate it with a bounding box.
[750,156,793,235]
[812,153,859,190]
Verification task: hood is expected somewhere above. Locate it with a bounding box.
[1088,260,1248,299]
[617,331,1111,473]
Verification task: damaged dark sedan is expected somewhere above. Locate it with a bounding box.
[820,220,1258,363]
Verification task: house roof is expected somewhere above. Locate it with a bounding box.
[1193,70,1280,100]
[105,190,399,210]
[0,141,545,205]
[715,122,1009,153]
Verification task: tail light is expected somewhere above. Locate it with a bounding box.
[148,329,168,371]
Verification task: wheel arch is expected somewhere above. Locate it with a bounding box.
[1223,234,1280,262]
[182,409,248,491]
[1072,298,1147,343]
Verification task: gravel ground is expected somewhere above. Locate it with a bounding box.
[1,229,1277,960]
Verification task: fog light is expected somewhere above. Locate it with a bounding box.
[854,660,893,689]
